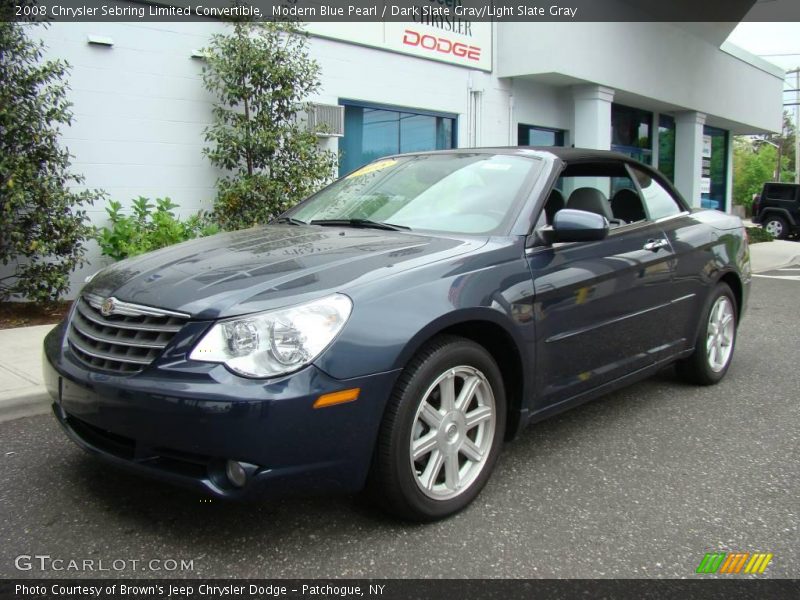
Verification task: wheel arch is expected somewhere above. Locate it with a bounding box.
[393,310,530,441]
[761,208,795,226]
[684,269,744,357]
[717,270,743,320]
[676,269,741,385]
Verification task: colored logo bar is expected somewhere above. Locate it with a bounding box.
[696,552,773,574]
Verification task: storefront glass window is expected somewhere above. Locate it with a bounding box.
[658,114,676,182]
[339,102,456,176]
[611,104,652,164]
[518,124,565,146]
[701,125,729,211]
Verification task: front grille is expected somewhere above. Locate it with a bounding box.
[67,294,189,374]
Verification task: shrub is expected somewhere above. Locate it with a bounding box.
[201,18,337,230]
[95,197,219,261]
[746,226,774,244]
[0,21,105,302]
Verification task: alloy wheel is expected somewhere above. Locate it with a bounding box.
[706,296,735,372]
[409,366,496,500]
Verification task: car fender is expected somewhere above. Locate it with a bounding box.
[391,306,530,372]
[760,207,796,226]
[685,268,745,350]
[313,243,535,388]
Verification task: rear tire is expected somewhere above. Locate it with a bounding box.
[676,282,737,386]
[762,215,788,239]
[369,335,506,521]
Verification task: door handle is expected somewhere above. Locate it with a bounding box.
[643,238,669,252]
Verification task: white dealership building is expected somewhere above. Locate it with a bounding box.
[30,2,785,293]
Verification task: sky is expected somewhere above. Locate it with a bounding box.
[727,22,800,71]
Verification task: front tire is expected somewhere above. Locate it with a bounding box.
[369,335,506,521]
[676,282,737,385]
[762,215,788,239]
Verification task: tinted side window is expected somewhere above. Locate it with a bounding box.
[546,164,645,227]
[764,185,796,201]
[554,174,637,224]
[631,167,683,220]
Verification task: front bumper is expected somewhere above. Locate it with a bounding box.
[44,322,400,498]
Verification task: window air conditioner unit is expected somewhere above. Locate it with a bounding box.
[307,103,345,137]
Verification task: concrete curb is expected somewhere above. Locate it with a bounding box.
[749,240,800,273]
[0,390,51,422]
[752,257,800,272]
[0,324,54,424]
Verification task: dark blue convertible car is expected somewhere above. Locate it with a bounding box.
[44,148,750,520]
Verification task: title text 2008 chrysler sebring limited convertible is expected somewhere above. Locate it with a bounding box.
[44,148,750,521]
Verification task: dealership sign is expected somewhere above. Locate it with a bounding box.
[307,18,492,71]
[399,26,482,63]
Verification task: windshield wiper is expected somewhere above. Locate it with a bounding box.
[310,219,411,231]
[273,216,307,226]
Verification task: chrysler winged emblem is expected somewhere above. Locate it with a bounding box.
[100,297,117,317]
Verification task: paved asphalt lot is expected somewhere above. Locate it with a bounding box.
[0,277,797,580]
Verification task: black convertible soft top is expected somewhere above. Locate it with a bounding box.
[393,145,642,164]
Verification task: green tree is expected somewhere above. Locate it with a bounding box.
[0,21,104,302]
[732,138,780,211]
[749,111,796,183]
[201,18,337,230]
[777,111,797,183]
[772,111,796,180]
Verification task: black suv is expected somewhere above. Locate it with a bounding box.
[752,182,800,239]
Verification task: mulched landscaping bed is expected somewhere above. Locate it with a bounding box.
[0,301,72,330]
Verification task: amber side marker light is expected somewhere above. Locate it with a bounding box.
[313,388,360,409]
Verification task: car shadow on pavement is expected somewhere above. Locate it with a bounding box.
[69,451,387,527]
[66,366,684,535]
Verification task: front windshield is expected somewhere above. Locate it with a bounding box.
[288,153,540,234]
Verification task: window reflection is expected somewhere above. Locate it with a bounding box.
[611,104,652,164]
[518,124,565,146]
[340,103,456,177]
[658,115,676,182]
[702,125,728,211]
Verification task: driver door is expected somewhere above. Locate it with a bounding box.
[527,161,678,412]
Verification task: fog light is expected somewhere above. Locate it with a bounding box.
[225,460,247,488]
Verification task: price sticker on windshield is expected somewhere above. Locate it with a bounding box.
[347,159,397,178]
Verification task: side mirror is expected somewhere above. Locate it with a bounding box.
[538,209,609,245]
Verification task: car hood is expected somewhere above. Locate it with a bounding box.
[84,224,486,318]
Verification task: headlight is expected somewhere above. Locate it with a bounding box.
[189,294,352,378]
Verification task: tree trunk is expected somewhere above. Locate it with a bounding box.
[243,95,253,177]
